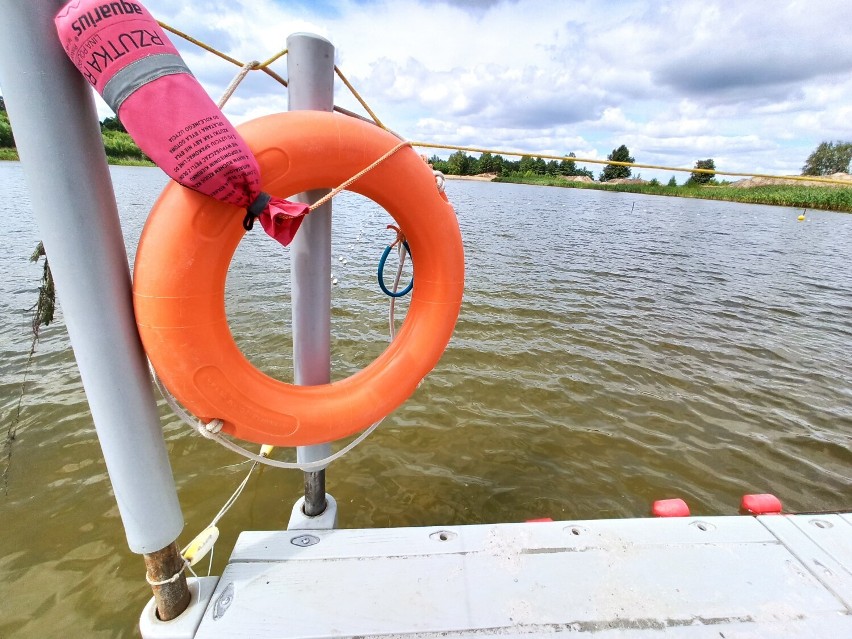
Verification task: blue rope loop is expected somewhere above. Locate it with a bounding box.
[378,241,413,297]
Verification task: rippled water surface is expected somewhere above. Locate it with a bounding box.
[1,163,851,637]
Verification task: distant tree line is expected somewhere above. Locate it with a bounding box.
[431,144,715,185]
[428,138,851,184]
[429,150,595,179]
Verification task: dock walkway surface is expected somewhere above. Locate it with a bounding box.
[142,514,852,638]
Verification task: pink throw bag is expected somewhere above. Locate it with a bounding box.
[55,0,308,245]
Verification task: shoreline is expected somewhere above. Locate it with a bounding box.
[4,152,849,212]
[477,172,852,213]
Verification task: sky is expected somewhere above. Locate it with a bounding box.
[24,0,852,181]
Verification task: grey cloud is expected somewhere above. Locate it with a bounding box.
[656,52,852,99]
[482,91,604,128]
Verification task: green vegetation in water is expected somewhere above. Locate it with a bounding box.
[493,174,852,213]
[4,242,55,495]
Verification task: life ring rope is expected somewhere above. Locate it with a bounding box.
[152,365,384,471]
[308,140,412,212]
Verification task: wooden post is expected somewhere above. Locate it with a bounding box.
[143,542,191,621]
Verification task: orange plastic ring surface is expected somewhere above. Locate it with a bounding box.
[133,111,464,447]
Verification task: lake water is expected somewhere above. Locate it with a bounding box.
[1,162,850,637]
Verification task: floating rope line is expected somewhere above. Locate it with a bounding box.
[157,21,288,88]
[257,48,288,70]
[334,65,386,130]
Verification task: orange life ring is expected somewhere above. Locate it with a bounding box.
[133,111,464,447]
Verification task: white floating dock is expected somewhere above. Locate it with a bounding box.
[142,514,852,638]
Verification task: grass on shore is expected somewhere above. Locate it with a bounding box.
[1,146,155,166]
[2,128,156,166]
[494,174,852,213]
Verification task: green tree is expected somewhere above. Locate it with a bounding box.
[492,155,504,175]
[478,152,493,173]
[667,176,678,187]
[802,141,852,175]
[599,144,634,181]
[533,157,546,174]
[467,155,480,175]
[0,100,14,148]
[100,116,127,133]
[687,158,716,185]
[428,155,449,173]
[559,152,577,176]
[447,150,471,175]
[518,155,535,174]
[546,160,559,176]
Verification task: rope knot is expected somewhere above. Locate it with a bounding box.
[145,559,189,587]
[386,224,406,248]
[200,419,224,439]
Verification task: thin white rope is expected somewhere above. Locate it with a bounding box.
[207,544,214,578]
[151,366,383,472]
[145,559,190,587]
[211,460,258,527]
[388,242,408,341]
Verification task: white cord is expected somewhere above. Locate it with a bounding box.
[151,212,410,469]
[151,367,383,471]
[145,559,190,587]
[388,241,408,341]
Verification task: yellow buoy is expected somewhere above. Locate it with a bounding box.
[797,214,805,221]
[181,525,220,566]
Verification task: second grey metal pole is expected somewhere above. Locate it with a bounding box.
[287,33,335,517]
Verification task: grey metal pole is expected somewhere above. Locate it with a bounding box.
[0,0,187,616]
[287,33,336,517]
